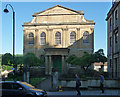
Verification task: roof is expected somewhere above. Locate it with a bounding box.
[23,5,95,26]
[106,1,120,20]
[94,62,107,66]
[33,5,84,17]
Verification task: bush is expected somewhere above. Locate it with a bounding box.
[5,73,23,81]
[30,77,46,86]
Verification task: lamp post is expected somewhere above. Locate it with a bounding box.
[3,4,16,75]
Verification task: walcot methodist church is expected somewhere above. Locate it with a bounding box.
[23,5,95,75]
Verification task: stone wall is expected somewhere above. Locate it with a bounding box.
[59,79,120,89]
[29,67,45,77]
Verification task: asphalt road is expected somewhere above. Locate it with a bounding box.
[48,95,120,97]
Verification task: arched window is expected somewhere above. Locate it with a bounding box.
[40,32,46,45]
[28,32,34,45]
[83,31,89,43]
[70,31,76,44]
[55,32,61,45]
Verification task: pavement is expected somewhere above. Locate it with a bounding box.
[47,89,120,96]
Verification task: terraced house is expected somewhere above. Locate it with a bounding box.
[106,0,120,78]
[23,5,95,75]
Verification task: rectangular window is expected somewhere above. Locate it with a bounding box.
[115,10,118,26]
[115,58,117,77]
[110,18,112,32]
[114,31,118,52]
[115,32,118,44]
[110,37,112,54]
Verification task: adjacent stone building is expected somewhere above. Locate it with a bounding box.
[106,1,120,78]
[23,5,95,75]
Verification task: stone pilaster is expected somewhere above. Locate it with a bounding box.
[76,28,80,40]
[46,29,53,46]
[62,28,68,47]
[35,29,39,49]
[45,55,48,75]
[49,55,52,75]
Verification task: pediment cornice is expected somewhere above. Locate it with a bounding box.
[32,5,84,17]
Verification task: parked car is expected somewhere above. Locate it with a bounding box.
[0,81,47,97]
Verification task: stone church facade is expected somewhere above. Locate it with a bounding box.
[23,5,95,75]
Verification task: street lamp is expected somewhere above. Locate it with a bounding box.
[3,4,16,74]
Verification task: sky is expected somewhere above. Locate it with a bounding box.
[1,2,112,56]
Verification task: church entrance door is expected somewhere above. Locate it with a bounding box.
[52,55,62,72]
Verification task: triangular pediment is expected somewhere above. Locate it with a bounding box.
[33,5,84,16]
[23,5,95,25]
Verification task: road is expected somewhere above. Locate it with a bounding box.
[48,96,120,97]
[47,90,120,97]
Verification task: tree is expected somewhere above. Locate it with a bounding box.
[15,55,23,65]
[66,55,77,64]
[2,53,13,65]
[23,53,43,67]
[94,49,107,64]
[66,49,107,70]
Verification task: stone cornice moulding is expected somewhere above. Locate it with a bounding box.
[33,5,84,17]
[46,29,53,31]
[23,22,95,27]
[62,28,68,31]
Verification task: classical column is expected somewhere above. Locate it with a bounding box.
[45,55,48,75]
[64,56,67,74]
[62,55,65,73]
[49,55,52,75]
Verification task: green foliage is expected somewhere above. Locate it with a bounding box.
[66,55,77,64]
[15,56,23,65]
[81,75,86,79]
[30,77,46,86]
[66,49,107,69]
[5,73,23,81]
[1,64,21,71]
[1,53,24,70]
[2,53,13,65]
[23,53,44,66]
[94,49,107,64]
